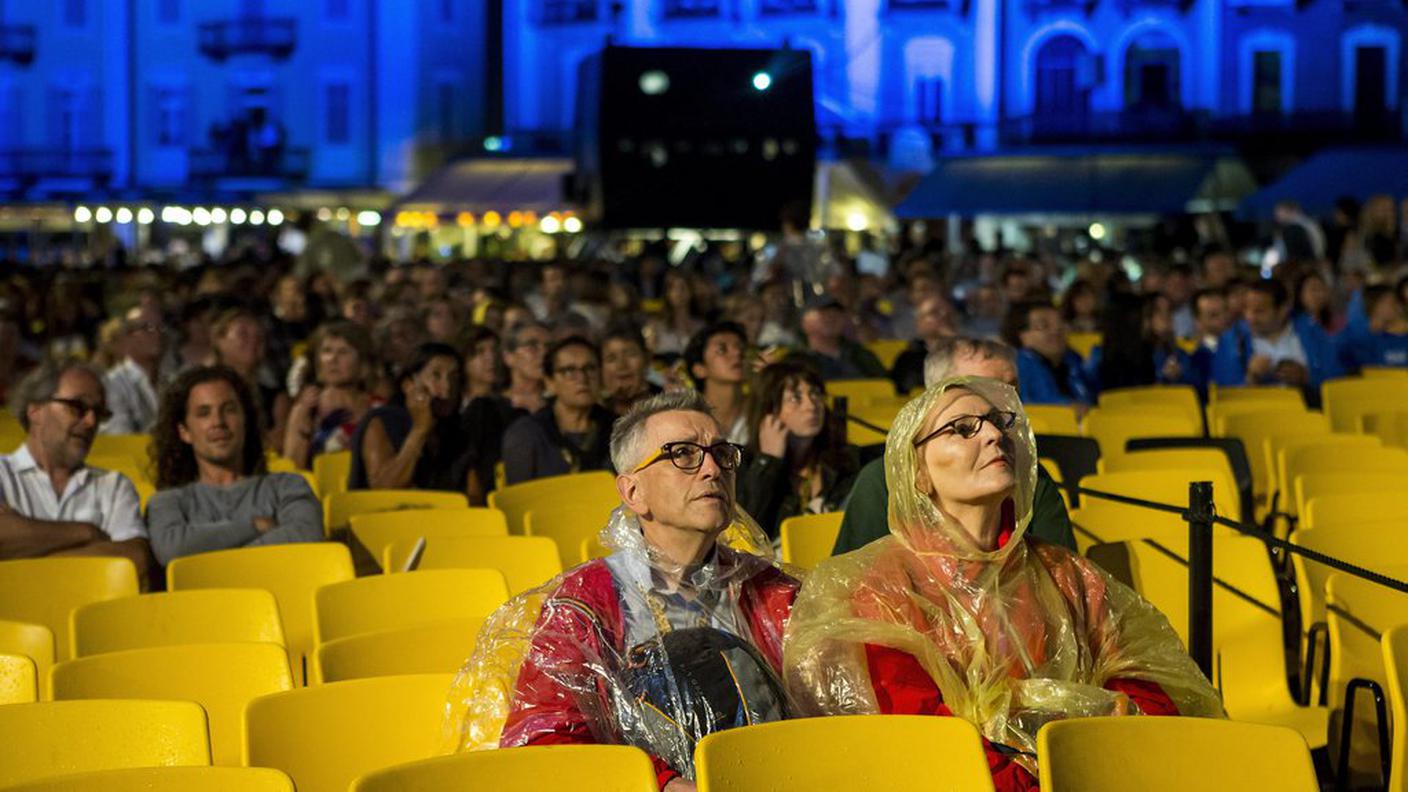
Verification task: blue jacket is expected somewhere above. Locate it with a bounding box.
[1337,289,1408,371]
[1211,316,1344,402]
[1017,347,1097,406]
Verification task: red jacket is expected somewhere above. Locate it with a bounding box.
[500,555,799,789]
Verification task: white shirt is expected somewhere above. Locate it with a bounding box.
[1251,323,1308,368]
[101,357,160,435]
[0,445,147,542]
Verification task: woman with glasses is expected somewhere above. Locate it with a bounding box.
[784,377,1221,791]
[737,357,859,541]
[500,336,616,485]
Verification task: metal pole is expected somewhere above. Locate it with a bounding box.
[1187,480,1214,679]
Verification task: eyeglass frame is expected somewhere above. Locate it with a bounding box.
[912,409,1020,447]
[631,440,744,474]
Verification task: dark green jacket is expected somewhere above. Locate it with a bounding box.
[831,457,1077,555]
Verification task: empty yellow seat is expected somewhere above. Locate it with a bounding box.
[1326,569,1408,785]
[351,508,508,572]
[245,673,454,792]
[89,434,153,467]
[824,378,897,407]
[73,588,284,657]
[524,498,623,569]
[1069,469,1237,552]
[312,450,351,501]
[1098,385,1202,429]
[1303,488,1408,532]
[489,471,620,535]
[1332,397,1408,436]
[314,569,509,645]
[1220,410,1330,507]
[779,512,844,570]
[1210,385,1305,407]
[845,402,900,446]
[0,557,139,661]
[324,490,469,536]
[0,620,54,699]
[1322,377,1395,429]
[392,535,563,594]
[1381,625,1408,792]
[353,745,659,792]
[1037,716,1317,791]
[694,714,994,791]
[53,643,293,766]
[314,619,482,684]
[1082,407,1200,463]
[1275,435,1394,516]
[0,767,294,792]
[1025,404,1080,435]
[0,651,37,703]
[0,699,210,788]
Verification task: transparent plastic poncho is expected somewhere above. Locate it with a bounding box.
[443,502,795,781]
[782,377,1223,775]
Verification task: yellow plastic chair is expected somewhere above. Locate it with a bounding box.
[1362,410,1408,450]
[166,543,353,685]
[846,402,900,446]
[824,378,897,407]
[1102,448,1237,492]
[314,569,509,645]
[1363,368,1408,379]
[85,454,157,508]
[1036,716,1317,791]
[72,588,284,657]
[0,767,294,792]
[1025,404,1081,435]
[1326,569,1408,785]
[53,642,293,766]
[1291,457,1408,521]
[0,651,37,703]
[392,535,563,594]
[1098,385,1202,429]
[1220,410,1330,507]
[489,471,620,535]
[1303,488,1408,532]
[89,433,153,466]
[779,512,844,570]
[353,744,658,792]
[581,535,611,564]
[1066,331,1102,359]
[0,620,54,700]
[1331,397,1408,435]
[524,497,624,569]
[0,699,211,788]
[244,673,454,792]
[266,453,299,474]
[0,557,139,661]
[313,619,482,684]
[694,714,994,792]
[351,508,508,571]
[1081,407,1200,463]
[1322,377,1397,428]
[312,450,351,501]
[1382,625,1408,792]
[1206,400,1310,438]
[324,490,469,537]
[1210,385,1306,407]
[1068,469,1237,552]
[863,339,908,370]
[1274,434,1390,513]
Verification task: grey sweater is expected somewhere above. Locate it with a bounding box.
[146,473,324,565]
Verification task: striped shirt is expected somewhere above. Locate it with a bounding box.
[100,357,162,435]
[0,444,147,542]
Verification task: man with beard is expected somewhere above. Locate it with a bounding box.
[146,366,322,566]
[0,363,151,581]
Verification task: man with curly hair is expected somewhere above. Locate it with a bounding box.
[145,366,322,566]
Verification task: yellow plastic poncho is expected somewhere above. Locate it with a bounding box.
[782,377,1222,774]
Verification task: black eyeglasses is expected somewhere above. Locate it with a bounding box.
[633,441,744,473]
[913,410,1019,446]
[49,397,112,424]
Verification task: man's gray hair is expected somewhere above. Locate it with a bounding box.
[9,361,106,430]
[923,336,1017,387]
[610,390,716,473]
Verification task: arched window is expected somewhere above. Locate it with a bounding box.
[1125,30,1180,109]
[1035,35,1090,117]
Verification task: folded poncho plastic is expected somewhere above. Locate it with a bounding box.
[443,502,797,782]
[782,376,1223,775]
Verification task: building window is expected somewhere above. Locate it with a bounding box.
[325,82,350,144]
[663,0,721,19]
[152,87,189,147]
[1252,50,1281,115]
[326,0,351,19]
[63,0,86,27]
[158,0,180,24]
[759,0,818,14]
[915,77,943,125]
[538,0,597,24]
[1035,35,1091,117]
[1124,30,1180,109]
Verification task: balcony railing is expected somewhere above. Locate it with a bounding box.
[188,146,311,181]
[0,24,35,66]
[197,17,297,61]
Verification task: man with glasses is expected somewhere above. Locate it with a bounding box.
[101,304,171,434]
[501,336,615,484]
[0,363,152,581]
[491,391,798,791]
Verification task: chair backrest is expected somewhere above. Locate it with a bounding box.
[524,497,623,568]
[166,543,354,683]
[313,618,482,684]
[244,673,454,792]
[1303,489,1408,531]
[53,642,293,766]
[1123,437,1255,524]
[1361,410,1408,450]
[73,588,284,658]
[324,490,469,536]
[1291,523,1408,635]
[0,699,211,788]
[1037,716,1317,791]
[1082,407,1200,464]
[1069,469,1238,552]
[0,651,37,703]
[1332,397,1408,435]
[351,508,508,571]
[863,339,908,370]
[488,471,620,534]
[0,557,140,661]
[1325,569,1408,711]
[352,745,659,792]
[0,619,54,699]
[314,569,509,645]
[1277,436,1398,515]
[1098,385,1202,428]
[1211,385,1306,407]
[1026,405,1081,436]
[396,535,563,594]
[824,378,897,407]
[1220,410,1329,501]
[0,767,294,792]
[693,714,995,792]
[844,402,899,446]
[1034,434,1101,507]
[312,450,351,502]
[1322,377,1397,423]
[779,512,844,570]
[1382,625,1408,792]
[89,434,153,469]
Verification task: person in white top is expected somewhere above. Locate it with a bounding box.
[0,362,152,583]
[101,304,169,435]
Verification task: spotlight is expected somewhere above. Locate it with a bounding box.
[94,207,113,223]
[210,208,228,224]
[845,212,867,232]
[356,210,382,226]
[540,215,561,234]
[73,206,92,223]
[639,70,669,95]
[230,208,248,224]
[249,209,266,225]
[1088,222,1107,241]
[483,136,504,152]
[751,71,772,91]
[136,208,155,224]
[192,207,212,226]
[115,207,134,224]
[563,216,583,233]
[267,209,284,225]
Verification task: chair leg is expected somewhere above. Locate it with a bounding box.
[1335,677,1390,791]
